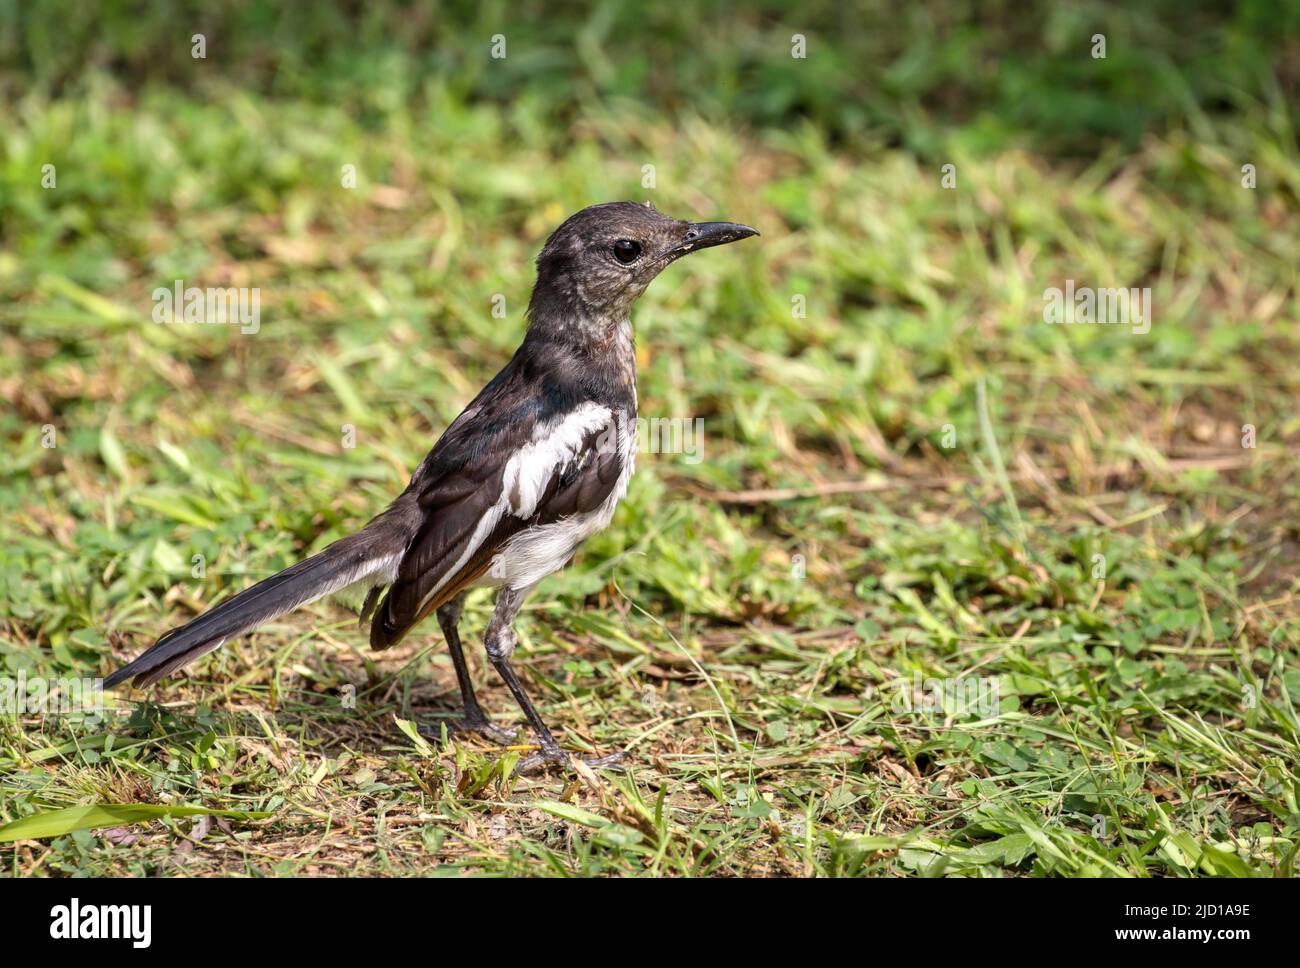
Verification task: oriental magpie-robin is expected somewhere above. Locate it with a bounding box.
[105,201,758,772]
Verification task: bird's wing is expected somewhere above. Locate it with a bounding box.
[368,369,628,650]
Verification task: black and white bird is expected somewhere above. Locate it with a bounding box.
[105,201,758,771]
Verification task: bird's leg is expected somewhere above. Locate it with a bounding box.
[483,585,625,775]
[417,592,518,744]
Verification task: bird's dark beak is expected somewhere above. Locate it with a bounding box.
[671,221,760,257]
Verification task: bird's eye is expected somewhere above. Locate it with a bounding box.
[612,239,642,264]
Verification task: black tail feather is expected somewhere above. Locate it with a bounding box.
[104,526,404,690]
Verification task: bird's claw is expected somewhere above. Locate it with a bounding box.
[419,712,520,746]
[512,746,627,776]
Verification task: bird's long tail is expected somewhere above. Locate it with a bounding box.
[104,520,408,690]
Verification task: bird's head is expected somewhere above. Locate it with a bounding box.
[527,201,758,328]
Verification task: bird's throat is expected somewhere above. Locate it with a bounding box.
[607,316,637,393]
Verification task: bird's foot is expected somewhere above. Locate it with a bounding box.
[419,709,520,745]
[512,743,627,776]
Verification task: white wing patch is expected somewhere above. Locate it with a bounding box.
[501,402,613,518]
[493,409,635,590]
[414,403,615,614]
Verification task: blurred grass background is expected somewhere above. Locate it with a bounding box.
[1,1,1299,876]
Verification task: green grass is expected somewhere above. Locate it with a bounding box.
[2,5,1299,876]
